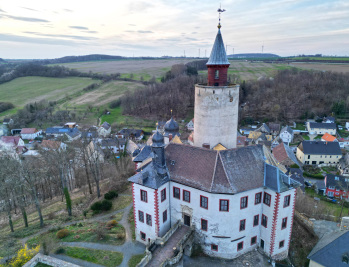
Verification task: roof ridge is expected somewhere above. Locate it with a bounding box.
[218,151,237,193]
[210,152,219,192]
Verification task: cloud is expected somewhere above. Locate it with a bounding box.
[0,8,6,13]
[21,7,39,12]
[70,26,89,30]
[4,15,49,23]
[84,30,98,34]
[138,30,153,33]
[0,33,79,46]
[129,2,154,12]
[23,31,98,40]
[191,32,197,34]
[129,24,136,26]
[64,9,73,12]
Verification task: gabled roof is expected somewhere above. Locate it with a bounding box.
[1,136,21,146]
[81,131,98,139]
[21,128,37,134]
[268,123,280,132]
[286,168,305,191]
[309,122,336,130]
[280,126,293,135]
[325,174,348,190]
[171,135,182,144]
[41,140,62,149]
[46,127,70,134]
[100,139,119,147]
[248,131,262,140]
[308,230,349,266]
[119,128,144,138]
[206,28,230,66]
[256,123,271,134]
[322,133,337,142]
[300,141,342,155]
[213,143,227,151]
[100,121,111,130]
[264,164,297,193]
[65,128,81,138]
[273,143,299,165]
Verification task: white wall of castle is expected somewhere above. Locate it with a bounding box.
[193,84,239,149]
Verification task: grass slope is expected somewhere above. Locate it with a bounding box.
[0,76,96,114]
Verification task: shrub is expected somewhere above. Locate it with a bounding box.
[56,229,69,239]
[9,244,40,267]
[106,220,118,228]
[109,99,121,109]
[289,164,299,168]
[104,190,118,200]
[96,227,106,240]
[116,232,126,240]
[91,199,113,212]
[55,247,65,254]
[303,172,324,179]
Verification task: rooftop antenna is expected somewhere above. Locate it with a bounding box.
[217,4,226,29]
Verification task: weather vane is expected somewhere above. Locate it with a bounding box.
[217,4,226,29]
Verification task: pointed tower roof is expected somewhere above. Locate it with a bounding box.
[206,27,230,66]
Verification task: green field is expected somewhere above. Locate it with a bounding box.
[288,57,349,61]
[0,76,97,117]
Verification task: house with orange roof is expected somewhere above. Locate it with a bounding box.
[321,133,337,142]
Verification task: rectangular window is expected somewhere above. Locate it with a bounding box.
[253,215,259,227]
[219,199,229,211]
[211,244,218,251]
[279,240,285,248]
[200,196,208,209]
[214,70,219,79]
[146,214,152,226]
[237,241,244,251]
[251,236,257,245]
[140,190,147,202]
[183,190,190,203]
[161,188,166,202]
[138,210,144,223]
[282,217,287,229]
[201,219,208,231]
[173,187,180,199]
[163,210,167,223]
[240,196,248,209]
[140,231,146,241]
[262,214,268,228]
[263,193,271,206]
[239,219,246,231]
[284,195,290,207]
[255,192,262,204]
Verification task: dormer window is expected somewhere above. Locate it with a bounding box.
[215,70,219,79]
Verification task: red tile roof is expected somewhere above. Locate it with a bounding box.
[322,133,336,142]
[41,140,61,149]
[1,136,21,146]
[21,128,37,134]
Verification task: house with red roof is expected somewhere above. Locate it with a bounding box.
[21,128,41,140]
[321,133,337,142]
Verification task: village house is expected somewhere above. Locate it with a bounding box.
[272,143,300,167]
[99,138,126,154]
[186,119,194,131]
[117,128,144,141]
[41,140,66,150]
[0,136,26,154]
[128,21,300,261]
[236,136,247,148]
[133,145,152,170]
[306,122,336,135]
[268,122,281,136]
[256,123,271,134]
[322,116,335,123]
[3,118,13,125]
[321,133,337,142]
[81,128,98,140]
[286,168,305,192]
[279,126,294,145]
[98,122,111,137]
[308,229,349,267]
[324,174,349,199]
[64,122,77,128]
[46,127,71,138]
[338,154,349,176]
[296,141,342,165]
[65,128,81,141]
[21,128,41,140]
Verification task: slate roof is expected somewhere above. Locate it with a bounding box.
[264,164,292,193]
[309,122,336,129]
[100,139,119,147]
[280,126,293,135]
[299,141,342,155]
[286,168,305,191]
[65,128,81,138]
[206,28,230,66]
[21,128,37,134]
[100,122,111,130]
[119,128,144,138]
[308,230,349,266]
[256,123,271,134]
[133,145,152,162]
[46,127,70,135]
[323,116,335,123]
[81,131,98,139]
[273,143,299,165]
[268,123,280,132]
[164,118,180,137]
[325,174,348,190]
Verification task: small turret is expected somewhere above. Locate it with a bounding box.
[151,131,166,167]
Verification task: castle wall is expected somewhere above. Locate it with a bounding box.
[193,84,239,149]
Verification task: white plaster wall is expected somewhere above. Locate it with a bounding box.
[193,84,239,149]
[280,132,293,144]
[133,183,156,244]
[260,188,275,256]
[158,183,171,237]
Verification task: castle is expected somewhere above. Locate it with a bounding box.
[128,18,300,261]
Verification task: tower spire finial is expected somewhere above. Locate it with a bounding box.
[217,4,226,29]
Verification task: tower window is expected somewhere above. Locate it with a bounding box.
[215,70,219,79]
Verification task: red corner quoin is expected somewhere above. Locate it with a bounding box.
[207,65,229,86]
[269,193,280,256]
[154,189,160,236]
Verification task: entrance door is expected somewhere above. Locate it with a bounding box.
[261,239,264,250]
[184,214,191,226]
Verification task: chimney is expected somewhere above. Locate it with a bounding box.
[202,143,210,149]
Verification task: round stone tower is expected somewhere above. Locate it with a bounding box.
[193,22,239,149]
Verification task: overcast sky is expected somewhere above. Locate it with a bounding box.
[1,0,349,59]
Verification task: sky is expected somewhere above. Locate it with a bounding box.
[1,0,349,59]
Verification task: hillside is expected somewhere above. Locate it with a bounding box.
[0,58,6,63]
[228,53,280,58]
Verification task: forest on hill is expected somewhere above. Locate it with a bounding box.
[121,66,349,122]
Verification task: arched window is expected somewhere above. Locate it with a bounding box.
[215,70,219,79]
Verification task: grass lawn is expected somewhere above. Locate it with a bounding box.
[302,135,310,140]
[63,246,123,267]
[0,76,97,111]
[109,195,133,213]
[128,253,145,267]
[293,123,306,130]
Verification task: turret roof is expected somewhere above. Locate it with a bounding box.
[206,28,230,66]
